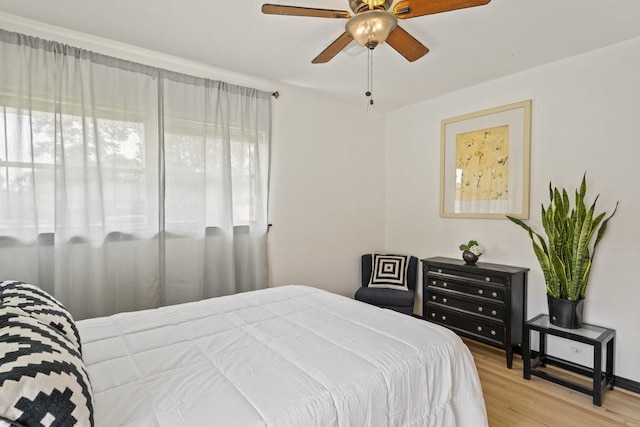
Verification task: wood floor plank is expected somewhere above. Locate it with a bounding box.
[463,338,640,426]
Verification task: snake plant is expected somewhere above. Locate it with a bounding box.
[507,174,617,301]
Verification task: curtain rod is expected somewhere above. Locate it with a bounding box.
[0,28,273,98]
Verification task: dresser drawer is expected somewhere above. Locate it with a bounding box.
[426,265,507,285]
[426,307,506,345]
[426,277,505,301]
[426,289,505,321]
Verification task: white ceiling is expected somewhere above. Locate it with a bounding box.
[1,0,640,111]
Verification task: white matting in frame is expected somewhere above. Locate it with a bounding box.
[440,100,531,219]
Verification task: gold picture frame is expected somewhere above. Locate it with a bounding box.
[440,100,531,219]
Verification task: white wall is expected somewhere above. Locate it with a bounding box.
[268,85,386,297]
[384,37,640,382]
[0,12,384,296]
[0,14,387,299]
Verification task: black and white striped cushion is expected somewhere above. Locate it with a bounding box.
[0,306,94,426]
[368,254,409,291]
[0,280,82,354]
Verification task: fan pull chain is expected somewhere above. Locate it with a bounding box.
[366,48,375,108]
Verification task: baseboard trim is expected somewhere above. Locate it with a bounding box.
[616,376,640,394]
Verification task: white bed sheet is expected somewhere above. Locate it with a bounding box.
[78,285,487,426]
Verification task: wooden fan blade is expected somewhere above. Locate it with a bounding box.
[386,26,429,62]
[393,0,490,19]
[312,32,354,64]
[262,4,350,19]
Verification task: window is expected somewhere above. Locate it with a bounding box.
[1,105,266,236]
[0,105,152,234]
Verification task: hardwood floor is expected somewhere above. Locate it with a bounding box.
[464,338,640,426]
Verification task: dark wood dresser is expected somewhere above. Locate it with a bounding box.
[422,257,529,368]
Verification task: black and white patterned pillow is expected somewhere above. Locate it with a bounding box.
[368,254,409,291]
[0,280,82,355]
[0,306,94,427]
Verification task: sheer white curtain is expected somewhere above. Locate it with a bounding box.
[0,30,271,319]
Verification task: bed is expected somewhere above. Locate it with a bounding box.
[1,283,487,426]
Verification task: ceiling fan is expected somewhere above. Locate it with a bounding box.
[262,0,491,64]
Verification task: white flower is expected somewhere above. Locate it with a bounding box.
[469,245,484,256]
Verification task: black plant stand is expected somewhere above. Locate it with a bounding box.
[523,314,615,406]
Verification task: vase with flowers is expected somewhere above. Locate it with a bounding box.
[459,240,484,265]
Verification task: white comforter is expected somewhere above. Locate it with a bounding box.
[78,285,487,426]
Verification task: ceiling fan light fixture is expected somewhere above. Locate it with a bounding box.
[345,10,398,49]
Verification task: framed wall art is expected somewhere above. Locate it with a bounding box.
[440,100,531,219]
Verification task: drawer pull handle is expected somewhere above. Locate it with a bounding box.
[432,295,437,300]
[485,277,491,282]
[431,280,436,285]
[443,282,448,288]
[491,330,496,336]
[491,310,497,316]
[441,315,447,321]
[477,326,483,332]
[478,306,483,312]
[442,298,448,303]
[492,292,498,298]
[431,313,436,318]
[438,269,442,273]
[478,289,484,295]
